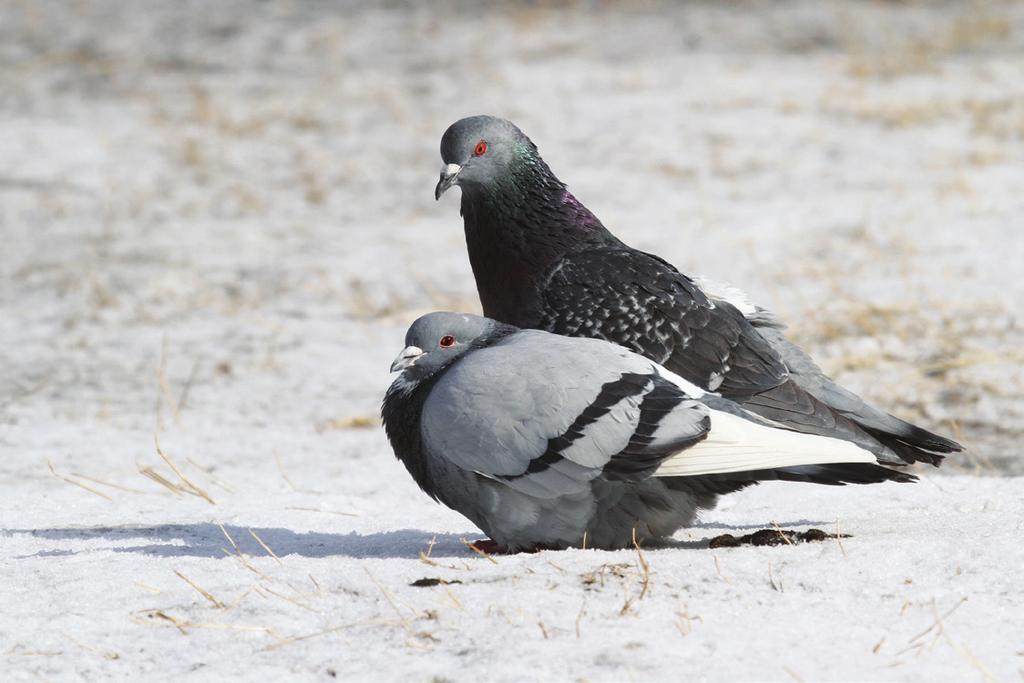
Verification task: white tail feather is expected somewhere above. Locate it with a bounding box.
[654,410,876,477]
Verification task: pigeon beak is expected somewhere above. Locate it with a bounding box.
[390,345,425,373]
[434,163,462,200]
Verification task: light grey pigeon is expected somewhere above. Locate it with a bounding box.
[382,312,912,552]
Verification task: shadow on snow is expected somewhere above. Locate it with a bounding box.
[4,519,832,558]
[4,516,831,557]
[4,524,476,560]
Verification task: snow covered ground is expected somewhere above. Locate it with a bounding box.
[2,1,1022,680]
[4,475,1022,681]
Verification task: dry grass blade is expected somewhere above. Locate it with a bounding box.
[419,536,462,570]
[130,610,189,635]
[222,548,271,581]
[619,586,634,617]
[174,357,201,420]
[132,609,278,639]
[575,597,587,638]
[186,457,235,493]
[461,538,499,564]
[217,522,240,554]
[423,535,437,559]
[285,506,358,517]
[174,570,226,609]
[215,523,272,579]
[155,336,181,429]
[139,440,216,503]
[418,553,441,568]
[155,336,169,430]
[951,640,998,682]
[47,460,112,501]
[60,631,119,660]
[443,586,464,611]
[4,646,64,657]
[419,536,452,569]
[262,619,395,651]
[68,472,145,494]
[185,621,279,636]
[225,586,257,610]
[363,568,414,635]
[907,597,968,645]
[713,554,730,583]
[675,604,703,637]
[274,450,301,492]
[153,435,215,504]
[770,520,794,546]
[138,465,184,497]
[632,528,651,600]
[248,528,283,564]
[768,562,783,592]
[260,584,319,613]
[836,518,848,557]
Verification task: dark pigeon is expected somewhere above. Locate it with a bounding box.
[434,116,962,468]
[382,312,912,552]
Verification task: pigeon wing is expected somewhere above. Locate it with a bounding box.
[419,331,711,499]
[694,276,962,463]
[537,248,789,401]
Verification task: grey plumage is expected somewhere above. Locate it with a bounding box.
[382,312,912,551]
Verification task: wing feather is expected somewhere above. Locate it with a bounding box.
[420,332,712,496]
[538,248,790,401]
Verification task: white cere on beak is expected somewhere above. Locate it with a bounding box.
[390,346,425,373]
[435,163,464,199]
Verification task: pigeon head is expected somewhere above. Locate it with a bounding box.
[435,115,541,200]
[390,311,508,379]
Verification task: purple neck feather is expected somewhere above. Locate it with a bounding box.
[459,177,617,326]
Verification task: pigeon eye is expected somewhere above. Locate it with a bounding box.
[439,335,456,348]
[473,141,487,157]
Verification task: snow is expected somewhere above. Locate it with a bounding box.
[4,477,1022,681]
[2,1,1022,681]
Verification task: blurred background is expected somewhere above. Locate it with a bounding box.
[2,0,1022,483]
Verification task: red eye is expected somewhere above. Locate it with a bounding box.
[473,141,487,156]
[439,335,456,348]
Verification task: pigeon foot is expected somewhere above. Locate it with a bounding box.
[467,538,504,554]
[468,539,557,555]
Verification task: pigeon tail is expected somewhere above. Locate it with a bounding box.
[665,462,913,500]
[746,321,963,466]
[860,424,962,468]
[739,380,958,467]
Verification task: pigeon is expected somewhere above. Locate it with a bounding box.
[434,115,962,469]
[382,311,913,552]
